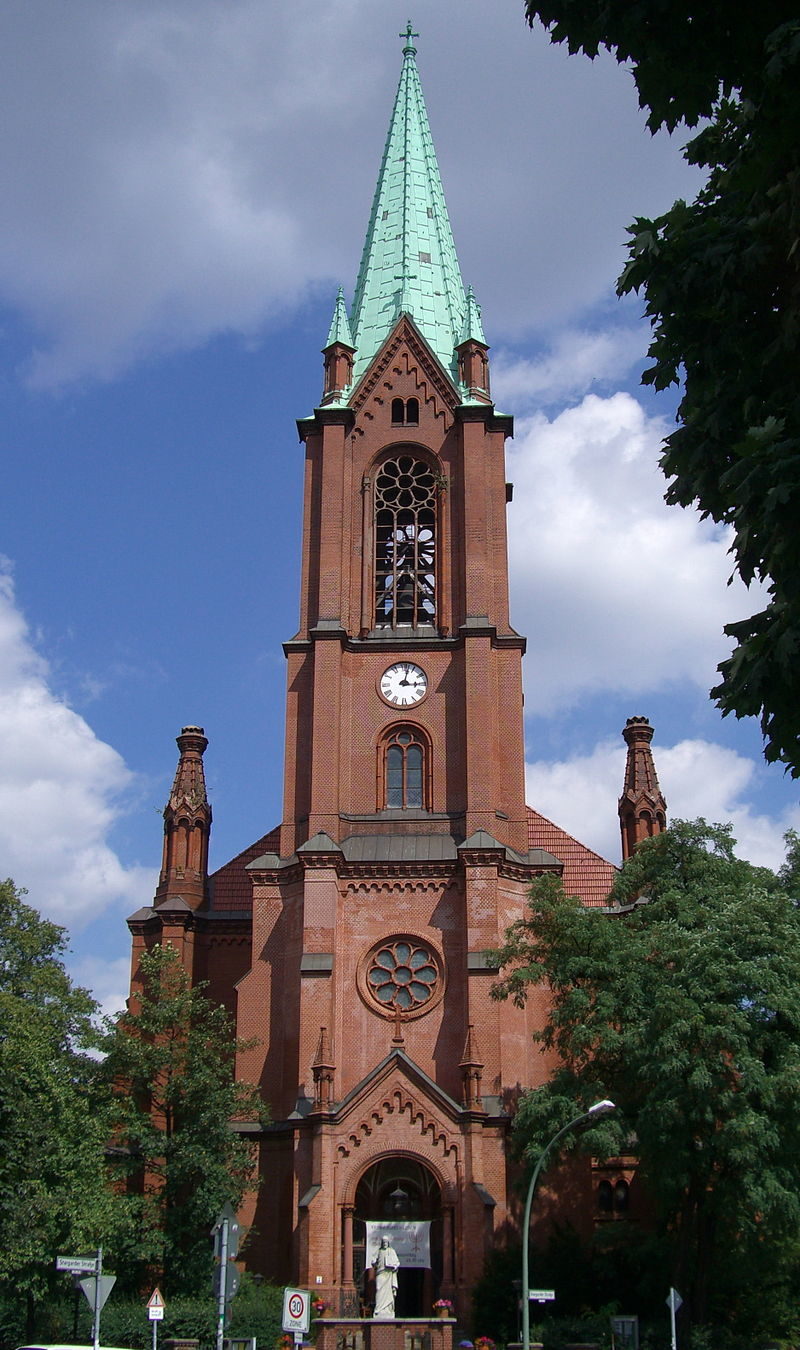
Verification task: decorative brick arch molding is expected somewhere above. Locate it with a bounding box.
[340,1141,456,1207]
[336,1087,460,1182]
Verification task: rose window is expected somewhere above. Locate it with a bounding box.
[367,939,439,1011]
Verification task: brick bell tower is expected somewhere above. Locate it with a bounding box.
[235,27,559,1313]
[129,24,624,1321]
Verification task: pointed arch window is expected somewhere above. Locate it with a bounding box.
[383,727,428,809]
[375,454,436,627]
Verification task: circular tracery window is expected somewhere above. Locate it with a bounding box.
[360,936,444,1018]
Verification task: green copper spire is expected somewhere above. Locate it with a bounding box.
[325,286,355,349]
[349,24,467,387]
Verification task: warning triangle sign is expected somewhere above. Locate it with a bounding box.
[148,1288,166,1310]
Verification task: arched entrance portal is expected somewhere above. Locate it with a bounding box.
[351,1157,443,1316]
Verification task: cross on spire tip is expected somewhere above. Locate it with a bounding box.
[400,20,419,54]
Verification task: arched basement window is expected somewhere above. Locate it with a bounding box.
[375,455,436,627]
[384,727,426,809]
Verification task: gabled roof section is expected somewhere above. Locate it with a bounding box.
[349,25,467,388]
[208,828,280,912]
[334,1047,465,1126]
[526,806,617,908]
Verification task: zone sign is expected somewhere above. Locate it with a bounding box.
[282,1289,311,1333]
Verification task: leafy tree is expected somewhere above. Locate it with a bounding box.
[104,943,263,1295]
[0,879,116,1332]
[524,1,800,773]
[492,822,800,1332]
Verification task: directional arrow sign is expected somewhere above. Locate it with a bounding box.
[57,1255,99,1274]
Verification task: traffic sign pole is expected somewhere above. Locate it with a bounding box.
[666,1287,682,1350]
[215,1212,229,1350]
[92,1247,103,1350]
[147,1286,166,1350]
[56,1249,112,1349]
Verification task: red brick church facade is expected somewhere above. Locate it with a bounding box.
[127,30,666,1321]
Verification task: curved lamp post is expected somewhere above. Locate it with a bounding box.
[521,1099,616,1350]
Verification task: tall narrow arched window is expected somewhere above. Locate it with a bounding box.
[384,727,427,809]
[375,455,437,628]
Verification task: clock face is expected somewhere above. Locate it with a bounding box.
[380,662,428,707]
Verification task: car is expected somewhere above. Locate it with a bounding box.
[17,1343,135,1350]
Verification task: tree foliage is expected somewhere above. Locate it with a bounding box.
[104,943,263,1295]
[524,1,800,773]
[0,880,115,1320]
[492,822,800,1331]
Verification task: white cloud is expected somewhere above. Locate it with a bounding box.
[507,392,762,713]
[526,737,800,871]
[71,954,132,1022]
[0,0,701,387]
[0,564,155,926]
[493,325,646,408]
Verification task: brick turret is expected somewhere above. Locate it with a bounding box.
[155,725,212,910]
[618,716,667,860]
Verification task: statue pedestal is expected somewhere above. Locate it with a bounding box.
[313,1318,455,1350]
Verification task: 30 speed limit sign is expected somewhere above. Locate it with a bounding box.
[282,1289,310,1334]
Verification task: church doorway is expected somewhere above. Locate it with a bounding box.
[351,1157,443,1316]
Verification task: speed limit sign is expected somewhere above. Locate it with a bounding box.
[282,1289,310,1334]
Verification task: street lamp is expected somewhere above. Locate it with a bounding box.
[521,1099,616,1350]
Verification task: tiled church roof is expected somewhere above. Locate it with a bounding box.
[208,828,280,912]
[527,806,617,907]
[208,813,616,914]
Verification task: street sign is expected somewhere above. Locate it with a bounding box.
[611,1315,639,1350]
[666,1286,682,1350]
[77,1275,116,1312]
[529,1290,555,1302]
[282,1289,311,1334]
[213,1202,241,1260]
[213,1264,240,1303]
[148,1288,166,1321]
[57,1255,99,1274]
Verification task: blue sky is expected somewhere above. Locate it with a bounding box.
[2,0,797,1017]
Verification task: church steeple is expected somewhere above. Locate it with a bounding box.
[618,716,667,860]
[348,23,471,388]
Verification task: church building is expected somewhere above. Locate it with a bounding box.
[127,27,666,1320]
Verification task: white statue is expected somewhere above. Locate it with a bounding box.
[372,1235,400,1319]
